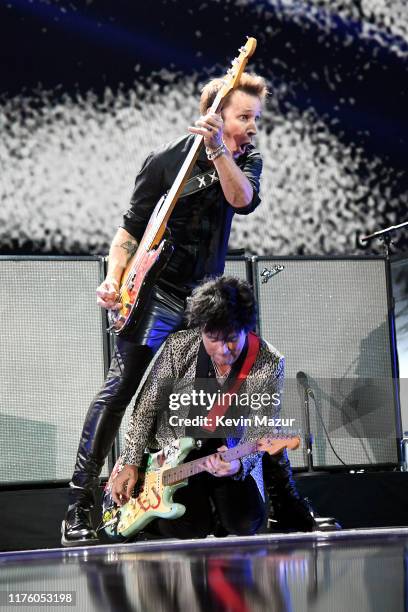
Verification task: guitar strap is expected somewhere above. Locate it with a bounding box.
[179,148,251,199]
[179,167,220,198]
[202,331,261,432]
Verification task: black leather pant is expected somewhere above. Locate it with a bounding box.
[69,287,186,507]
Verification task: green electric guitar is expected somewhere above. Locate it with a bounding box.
[101,435,300,540]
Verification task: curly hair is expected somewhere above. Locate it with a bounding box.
[185,276,257,337]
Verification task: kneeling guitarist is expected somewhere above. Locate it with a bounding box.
[109,277,302,539]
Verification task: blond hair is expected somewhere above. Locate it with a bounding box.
[200,72,267,115]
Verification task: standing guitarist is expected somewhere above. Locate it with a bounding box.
[62,72,268,546]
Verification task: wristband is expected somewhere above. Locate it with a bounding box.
[206,142,226,161]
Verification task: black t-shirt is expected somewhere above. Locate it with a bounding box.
[121,134,262,295]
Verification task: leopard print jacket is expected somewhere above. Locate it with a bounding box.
[121,328,285,500]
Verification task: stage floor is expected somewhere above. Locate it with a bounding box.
[1,527,407,611]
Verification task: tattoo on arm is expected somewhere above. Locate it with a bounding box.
[118,240,138,258]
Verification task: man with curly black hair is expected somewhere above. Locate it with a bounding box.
[109,276,312,539]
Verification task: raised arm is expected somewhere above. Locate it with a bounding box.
[188,89,262,209]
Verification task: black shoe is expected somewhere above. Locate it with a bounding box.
[61,505,99,547]
[313,516,342,531]
[268,495,316,532]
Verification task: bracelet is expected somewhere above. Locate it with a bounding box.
[206,142,226,161]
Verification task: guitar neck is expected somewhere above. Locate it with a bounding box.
[146,85,227,249]
[162,441,258,486]
[147,134,203,248]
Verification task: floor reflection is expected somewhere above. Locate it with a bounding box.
[0,531,407,612]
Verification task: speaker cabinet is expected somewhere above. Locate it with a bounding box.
[0,256,109,484]
[224,256,252,283]
[253,257,399,469]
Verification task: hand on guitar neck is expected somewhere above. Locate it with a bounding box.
[188,111,224,153]
[198,444,241,478]
[198,437,300,479]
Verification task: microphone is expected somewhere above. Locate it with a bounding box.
[296,371,314,398]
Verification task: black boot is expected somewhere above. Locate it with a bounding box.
[61,343,153,547]
[61,505,98,547]
[61,407,124,547]
[263,450,316,532]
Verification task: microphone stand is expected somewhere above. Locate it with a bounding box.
[359,221,404,469]
[303,388,314,474]
[359,220,408,257]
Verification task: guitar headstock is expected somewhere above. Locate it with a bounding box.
[257,436,301,455]
[211,37,257,110]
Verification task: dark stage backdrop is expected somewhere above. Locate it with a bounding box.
[0,0,407,257]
